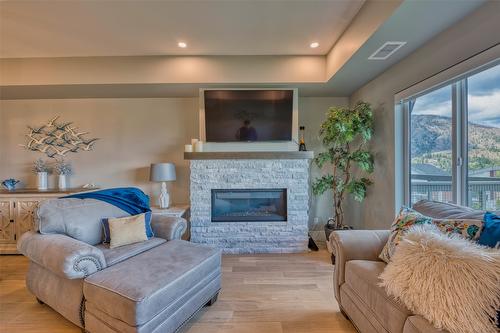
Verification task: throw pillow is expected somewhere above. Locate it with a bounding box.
[379,224,500,333]
[379,207,482,263]
[478,212,500,248]
[107,214,149,249]
[102,211,153,243]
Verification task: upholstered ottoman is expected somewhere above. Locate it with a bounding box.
[82,240,221,333]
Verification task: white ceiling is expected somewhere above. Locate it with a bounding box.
[0,0,365,58]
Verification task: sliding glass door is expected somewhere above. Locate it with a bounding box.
[404,63,500,210]
[466,65,500,210]
[410,85,453,205]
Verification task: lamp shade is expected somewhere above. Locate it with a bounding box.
[150,163,176,182]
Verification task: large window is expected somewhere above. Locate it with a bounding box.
[403,63,500,210]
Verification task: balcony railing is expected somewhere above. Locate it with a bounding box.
[411,175,500,211]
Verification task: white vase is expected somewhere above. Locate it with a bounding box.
[58,175,68,190]
[37,172,48,190]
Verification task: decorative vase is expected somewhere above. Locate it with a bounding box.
[58,175,68,190]
[37,172,48,190]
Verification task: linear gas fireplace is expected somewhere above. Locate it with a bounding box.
[211,189,287,222]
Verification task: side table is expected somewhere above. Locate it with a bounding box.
[151,205,190,218]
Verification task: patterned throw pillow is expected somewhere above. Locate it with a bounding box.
[379,207,483,263]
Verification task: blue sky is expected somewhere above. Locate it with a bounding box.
[412,63,500,128]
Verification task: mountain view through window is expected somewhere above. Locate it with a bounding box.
[409,64,499,210]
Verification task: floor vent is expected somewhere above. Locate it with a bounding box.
[368,41,406,60]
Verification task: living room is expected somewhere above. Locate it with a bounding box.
[0,1,499,333]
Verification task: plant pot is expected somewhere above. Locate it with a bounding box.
[324,218,353,242]
[58,175,68,190]
[37,172,48,190]
[324,218,337,243]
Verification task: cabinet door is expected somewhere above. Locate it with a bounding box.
[0,201,15,243]
[15,200,39,238]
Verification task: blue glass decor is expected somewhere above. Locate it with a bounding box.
[1,178,20,191]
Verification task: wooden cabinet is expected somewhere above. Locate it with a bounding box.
[0,189,90,254]
[0,201,14,243]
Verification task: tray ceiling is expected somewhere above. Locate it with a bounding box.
[0,0,364,58]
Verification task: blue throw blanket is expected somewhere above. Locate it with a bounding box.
[63,187,151,215]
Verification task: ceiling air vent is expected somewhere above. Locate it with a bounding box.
[368,41,406,60]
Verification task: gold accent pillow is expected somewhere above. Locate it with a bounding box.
[108,214,148,249]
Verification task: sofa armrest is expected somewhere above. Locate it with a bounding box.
[17,231,106,279]
[330,230,390,303]
[151,215,187,240]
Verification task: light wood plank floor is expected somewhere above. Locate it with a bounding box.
[0,250,356,333]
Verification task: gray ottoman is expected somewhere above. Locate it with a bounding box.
[83,240,221,333]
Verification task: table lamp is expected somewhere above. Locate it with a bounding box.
[150,163,176,209]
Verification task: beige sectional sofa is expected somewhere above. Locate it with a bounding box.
[330,200,488,333]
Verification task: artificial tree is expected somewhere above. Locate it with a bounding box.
[312,101,374,228]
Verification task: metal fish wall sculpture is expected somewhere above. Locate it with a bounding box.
[20,116,99,158]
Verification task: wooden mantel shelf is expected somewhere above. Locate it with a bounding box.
[184,151,314,160]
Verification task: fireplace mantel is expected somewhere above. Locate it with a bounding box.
[184,151,314,160]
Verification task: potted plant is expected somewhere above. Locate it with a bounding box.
[54,159,73,190]
[312,101,374,240]
[33,158,51,190]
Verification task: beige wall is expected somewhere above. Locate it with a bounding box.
[347,1,500,230]
[0,98,199,205]
[0,56,326,86]
[0,97,347,227]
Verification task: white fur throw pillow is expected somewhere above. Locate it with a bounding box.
[379,224,500,333]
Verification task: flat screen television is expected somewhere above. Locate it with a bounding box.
[203,89,294,142]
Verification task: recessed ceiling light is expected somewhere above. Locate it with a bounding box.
[310,42,319,49]
[178,42,187,48]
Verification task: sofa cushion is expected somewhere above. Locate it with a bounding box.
[96,237,166,266]
[344,260,411,333]
[37,198,129,245]
[83,240,221,327]
[412,200,487,220]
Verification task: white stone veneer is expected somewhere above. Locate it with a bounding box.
[189,159,310,254]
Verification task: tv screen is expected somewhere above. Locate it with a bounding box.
[204,90,293,142]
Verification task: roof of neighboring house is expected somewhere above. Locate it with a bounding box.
[411,163,449,176]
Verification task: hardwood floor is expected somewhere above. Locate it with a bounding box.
[0,250,356,333]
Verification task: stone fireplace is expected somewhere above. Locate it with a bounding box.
[187,151,313,254]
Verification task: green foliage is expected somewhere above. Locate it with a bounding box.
[313,101,374,226]
[346,178,373,202]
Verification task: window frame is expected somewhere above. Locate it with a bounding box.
[399,58,500,207]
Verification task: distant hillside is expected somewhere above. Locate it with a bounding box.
[411,114,500,172]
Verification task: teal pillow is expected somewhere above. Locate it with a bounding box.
[478,212,500,248]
